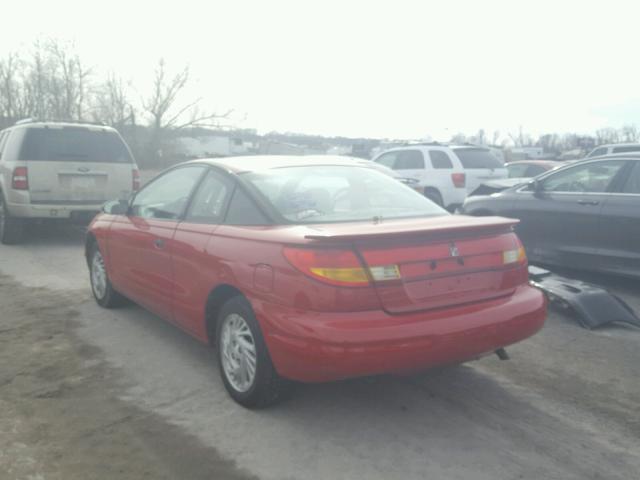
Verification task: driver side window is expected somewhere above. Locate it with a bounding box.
[541,161,624,193]
[131,165,205,219]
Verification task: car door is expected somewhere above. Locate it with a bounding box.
[171,168,233,337]
[596,160,640,276]
[511,160,627,269]
[108,164,206,320]
[391,149,426,183]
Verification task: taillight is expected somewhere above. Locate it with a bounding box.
[451,172,466,188]
[12,167,29,190]
[503,246,527,265]
[132,168,140,191]
[283,247,400,287]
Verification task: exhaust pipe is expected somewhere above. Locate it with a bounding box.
[495,348,509,360]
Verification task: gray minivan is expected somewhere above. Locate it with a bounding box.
[0,121,138,244]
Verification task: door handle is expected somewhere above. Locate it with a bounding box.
[153,238,165,249]
[577,200,599,206]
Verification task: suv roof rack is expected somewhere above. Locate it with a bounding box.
[13,118,107,127]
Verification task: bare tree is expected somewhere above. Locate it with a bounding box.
[142,58,231,164]
[621,124,639,143]
[93,74,133,128]
[0,53,27,123]
[595,127,619,145]
[45,40,92,120]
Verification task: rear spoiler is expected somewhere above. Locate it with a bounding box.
[304,216,519,241]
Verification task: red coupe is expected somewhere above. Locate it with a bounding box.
[86,156,546,407]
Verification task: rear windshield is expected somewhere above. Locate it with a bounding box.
[453,148,504,169]
[243,165,447,224]
[19,127,133,163]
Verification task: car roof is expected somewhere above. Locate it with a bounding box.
[506,160,560,166]
[188,155,382,174]
[7,121,116,132]
[585,152,640,160]
[593,142,640,148]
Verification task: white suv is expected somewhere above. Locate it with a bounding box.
[0,121,139,244]
[586,143,640,157]
[372,144,507,210]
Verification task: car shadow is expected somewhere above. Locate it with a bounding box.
[21,221,87,247]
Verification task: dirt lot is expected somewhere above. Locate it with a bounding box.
[0,273,253,480]
[1,223,639,480]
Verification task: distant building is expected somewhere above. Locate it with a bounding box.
[257,140,326,156]
[172,135,253,158]
[509,147,546,160]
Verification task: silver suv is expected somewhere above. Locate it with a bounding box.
[0,121,139,244]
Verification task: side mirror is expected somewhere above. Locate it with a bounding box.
[102,199,130,215]
[532,179,544,197]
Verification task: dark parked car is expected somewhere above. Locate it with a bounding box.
[460,155,640,278]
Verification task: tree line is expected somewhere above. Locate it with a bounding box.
[0,40,230,167]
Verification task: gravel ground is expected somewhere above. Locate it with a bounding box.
[0,222,639,479]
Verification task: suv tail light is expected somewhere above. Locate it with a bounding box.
[283,247,400,287]
[451,172,466,188]
[12,167,29,190]
[132,168,140,191]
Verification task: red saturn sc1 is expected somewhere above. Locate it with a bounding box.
[86,156,546,408]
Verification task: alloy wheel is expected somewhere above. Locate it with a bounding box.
[220,313,258,393]
[91,250,108,300]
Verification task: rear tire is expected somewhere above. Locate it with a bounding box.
[89,243,127,308]
[424,188,443,207]
[216,296,291,408]
[0,194,24,245]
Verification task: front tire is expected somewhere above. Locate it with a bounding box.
[216,296,291,408]
[89,243,127,308]
[0,194,24,245]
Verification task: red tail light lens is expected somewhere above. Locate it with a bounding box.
[451,172,466,188]
[283,247,401,287]
[132,168,140,191]
[284,247,370,287]
[12,167,29,190]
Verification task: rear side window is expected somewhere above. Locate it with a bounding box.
[393,150,424,170]
[225,187,269,225]
[453,148,503,169]
[19,127,133,163]
[429,151,453,169]
[185,170,231,223]
[622,163,640,194]
[612,145,640,154]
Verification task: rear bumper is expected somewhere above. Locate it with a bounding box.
[254,285,546,382]
[7,201,102,219]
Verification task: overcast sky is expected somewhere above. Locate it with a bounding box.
[1,0,639,140]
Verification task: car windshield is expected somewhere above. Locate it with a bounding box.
[454,148,504,169]
[242,165,447,223]
[19,127,133,163]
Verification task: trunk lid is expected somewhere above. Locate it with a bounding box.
[28,161,133,204]
[305,216,527,314]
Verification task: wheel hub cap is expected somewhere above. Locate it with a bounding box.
[91,251,108,299]
[220,313,257,393]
